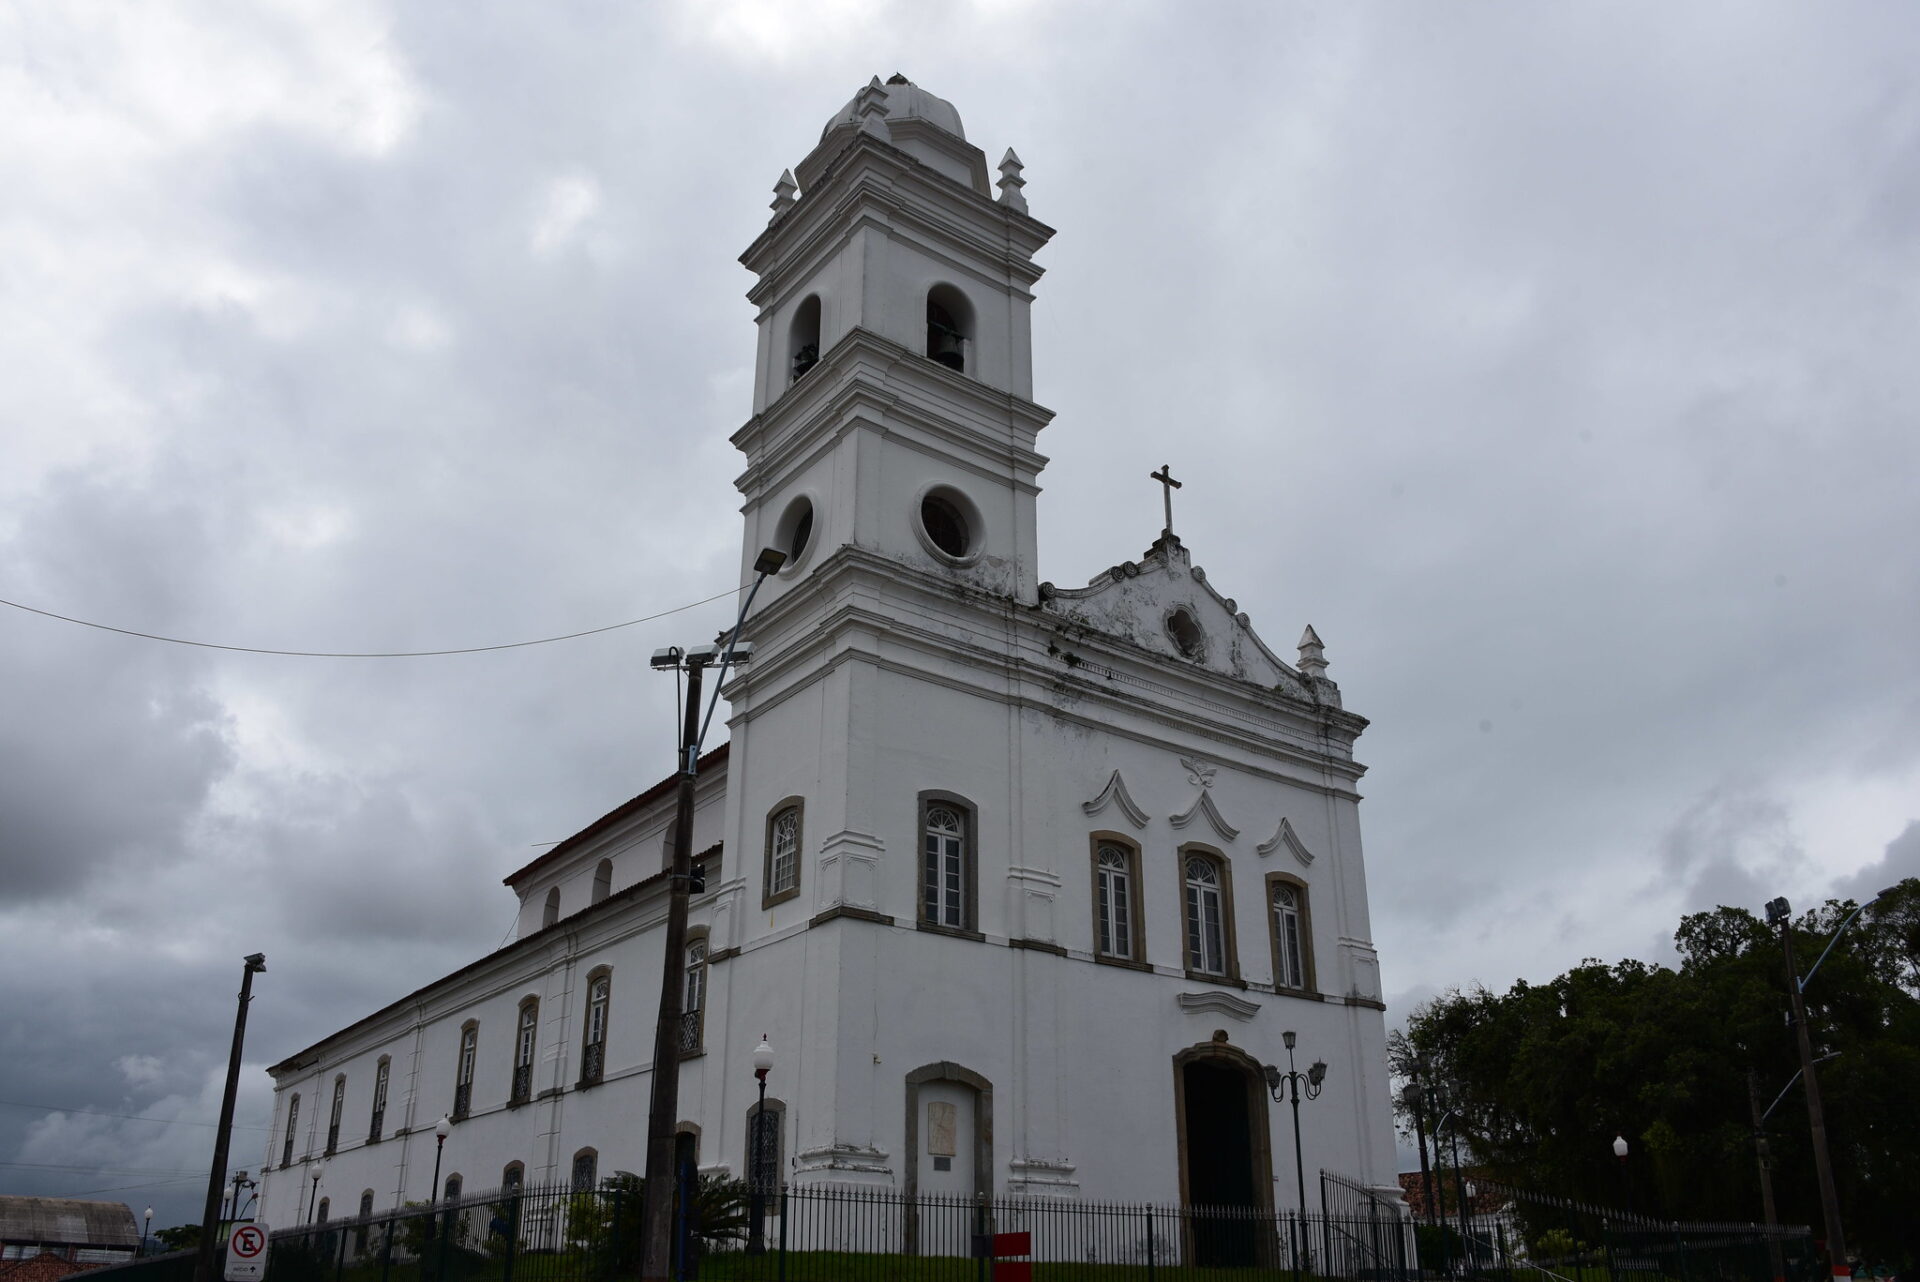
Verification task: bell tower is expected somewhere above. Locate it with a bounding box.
[731,74,1054,607]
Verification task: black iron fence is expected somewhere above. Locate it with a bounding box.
[239,1178,1416,1282]
[1430,1181,1818,1282]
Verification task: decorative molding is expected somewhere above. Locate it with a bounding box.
[1081,770,1149,829]
[1006,1157,1078,1197]
[1170,790,1239,841]
[808,905,896,929]
[1257,817,1315,868]
[1177,990,1261,1021]
[1179,755,1217,788]
[793,1142,892,1178]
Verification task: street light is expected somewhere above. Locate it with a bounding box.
[1264,1030,1328,1281]
[142,1208,152,1256]
[638,548,788,1282]
[1766,886,1894,1282]
[428,1115,452,1242]
[194,952,266,1282]
[747,1036,775,1256]
[1612,1135,1630,1212]
[306,1162,322,1225]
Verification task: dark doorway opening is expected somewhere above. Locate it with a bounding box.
[1182,1058,1259,1267]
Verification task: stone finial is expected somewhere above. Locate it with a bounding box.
[996,148,1028,212]
[1298,625,1328,678]
[769,169,797,223]
[855,76,891,139]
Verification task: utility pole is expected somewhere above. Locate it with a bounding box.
[638,651,705,1281]
[638,547,785,1282]
[1748,1070,1787,1282]
[1768,898,1849,1280]
[196,953,265,1282]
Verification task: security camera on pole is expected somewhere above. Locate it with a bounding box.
[638,548,787,1282]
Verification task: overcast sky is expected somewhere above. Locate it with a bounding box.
[4,0,1918,1226]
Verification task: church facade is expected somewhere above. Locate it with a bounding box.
[258,76,1400,1229]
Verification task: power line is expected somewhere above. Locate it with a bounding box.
[0,585,745,658]
[57,1175,205,1199]
[0,1097,270,1132]
[0,1160,205,1177]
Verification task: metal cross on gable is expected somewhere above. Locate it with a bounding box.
[1151,464,1182,537]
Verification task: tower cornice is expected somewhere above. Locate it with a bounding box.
[741,134,1053,294]
[732,326,1053,497]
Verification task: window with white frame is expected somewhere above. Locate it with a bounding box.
[1269,877,1311,991]
[680,937,707,1054]
[764,802,801,907]
[921,802,970,930]
[369,1058,389,1142]
[511,999,538,1104]
[281,1093,300,1167]
[1183,854,1229,977]
[580,972,610,1086]
[571,1148,598,1192]
[454,1024,477,1119]
[1095,841,1137,960]
[326,1076,345,1154]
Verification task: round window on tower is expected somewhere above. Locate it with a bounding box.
[914,484,984,566]
[1166,608,1206,660]
[773,494,817,573]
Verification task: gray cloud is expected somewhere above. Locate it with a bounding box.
[4,1,1920,1213]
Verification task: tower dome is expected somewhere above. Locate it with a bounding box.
[822,74,965,141]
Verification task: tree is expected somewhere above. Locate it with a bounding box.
[1398,879,1920,1269]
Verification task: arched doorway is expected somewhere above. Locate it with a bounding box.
[903,1062,993,1256]
[1172,1040,1276,1268]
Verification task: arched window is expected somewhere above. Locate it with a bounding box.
[919,796,976,932]
[1092,839,1143,962]
[763,800,803,908]
[354,1190,374,1253]
[542,887,560,929]
[443,1174,461,1202]
[316,1197,329,1224]
[591,859,612,904]
[679,934,708,1055]
[358,1190,374,1219]
[454,1023,478,1120]
[925,284,972,373]
[281,1094,300,1167]
[326,1075,346,1155]
[1268,874,1315,992]
[369,1057,390,1143]
[580,970,610,1086]
[1182,851,1237,979]
[571,1148,598,1192]
[789,294,821,382]
[745,1098,786,1193]
[501,1162,524,1194]
[511,999,538,1105]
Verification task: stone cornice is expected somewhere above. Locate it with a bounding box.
[731,327,1054,493]
[744,133,1053,289]
[723,549,1370,792]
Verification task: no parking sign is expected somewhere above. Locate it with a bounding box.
[224,1223,270,1282]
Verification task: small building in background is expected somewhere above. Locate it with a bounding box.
[0,1198,139,1271]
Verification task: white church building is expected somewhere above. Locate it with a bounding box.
[258,75,1400,1230]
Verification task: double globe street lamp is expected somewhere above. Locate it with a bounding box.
[1264,1031,1328,1278]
